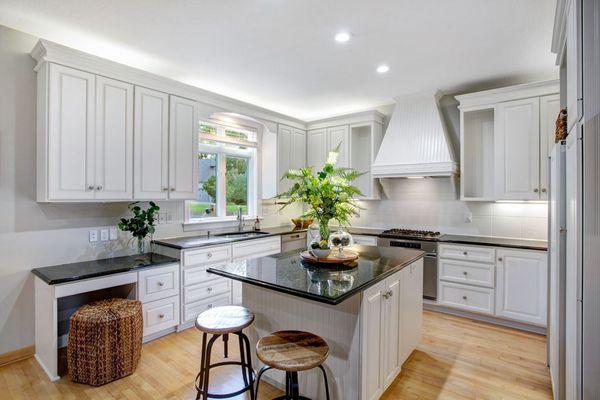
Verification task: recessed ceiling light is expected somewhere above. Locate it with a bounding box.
[376,64,390,74]
[334,32,351,43]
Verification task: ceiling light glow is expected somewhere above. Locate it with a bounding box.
[334,32,351,43]
[376,64,390,74]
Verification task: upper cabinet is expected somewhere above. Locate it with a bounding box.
[457,81,560,201]
[277,125,306,194]
[307,112,384,199]
[168,95,199,200]
[38,63,134,201]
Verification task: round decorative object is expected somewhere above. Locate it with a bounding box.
[328,230,354,256]
[300,249,359,264]
[310,247,332,258]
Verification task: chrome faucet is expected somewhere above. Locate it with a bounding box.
[237,207,244,231]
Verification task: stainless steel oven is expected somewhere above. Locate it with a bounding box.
[377,237,438,301]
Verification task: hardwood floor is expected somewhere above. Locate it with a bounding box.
[0,310,552,399]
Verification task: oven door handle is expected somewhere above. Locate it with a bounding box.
[424,253,437,258]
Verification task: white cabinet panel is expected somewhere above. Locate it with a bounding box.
[94,76,133,200]
[361,280,384,400]
[307,129,327,169]
[400,260,423,364]
[183,278,230,304]
[566,0,583,131]
[138,263,179,303]
[134,86,169,200]
[183,244,232,267]
[539,94,561,200]
[495,97,541,200]
[142,295,180,337]
[277,125,293,193]
[495,249,547,325]
[382,274,401,388]
[439,258,494,288]
[439,281,495,315]
[327,125,349,168]
[438,244,496,264]
[292,128,306,170]
[183,293,231,323]
[47,64,96,200]
[231,236,281,261]
[169,95,199,199]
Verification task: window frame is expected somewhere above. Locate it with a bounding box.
[185,121,258,225]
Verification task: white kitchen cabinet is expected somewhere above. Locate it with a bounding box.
[134,86,170,200]
[539,94,561,200]
[400,259,423,364]
[495,248,548,326]
[94,76,134,200]
[566,0,583,131]
[494,97,541,200]
[168,95,199,199]
[361,279,385,400]
[277,125,306,193]
[327,125,349,168]
[382,272,402,388]
[307,128,328,169]
[44,63,96,201]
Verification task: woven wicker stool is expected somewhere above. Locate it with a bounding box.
[255,331,330,400]
[68,298,142,386]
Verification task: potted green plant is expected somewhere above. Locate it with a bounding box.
[118,202,160,254]
[277,145,363,255]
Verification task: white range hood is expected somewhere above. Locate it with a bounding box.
[372,93,457,178]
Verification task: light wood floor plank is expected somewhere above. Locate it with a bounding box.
[0,310,552,399]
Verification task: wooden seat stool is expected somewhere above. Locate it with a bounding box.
[67,298,142,386]
[194,305,256,400]
[255,330,331,400]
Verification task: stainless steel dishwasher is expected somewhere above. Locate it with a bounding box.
[281,231,308,252]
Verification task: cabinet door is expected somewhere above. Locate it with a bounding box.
[327,125,349,167]
[566,0,583,131]
[539,94,560,200]
[291,128,306,170]
[495,249,548,325]
[47,64,96,200]
[169,95,199,199]
[277,125,292,193]
[494,98,540,200]
[361,280,385,400]
[306,129,327,169]
[400,260,424,365]
[382,273,402,389]
[134,87,169,199]
[94,76,133,200]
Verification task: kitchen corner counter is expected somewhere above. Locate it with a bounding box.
[32,253,179,285]
[439,234,548,251]
[207,245,424,305]
[153,226,308,250]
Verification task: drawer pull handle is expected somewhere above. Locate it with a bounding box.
[170,187,175,191]
[542,188,547,193]
[207,287,213,292]
[96,185,102,191]
[462,295,467,300]
[158,282,164,287]
[208,304,213,309]
[498,257,503,262]
[162,187,168,191]
[207,253,212,259]
[463,251,468,256]
[159,314,165,319]
[462,271,467,276]
[534,188,539,193]
[88,185,94,191]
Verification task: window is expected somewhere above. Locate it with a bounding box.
[186,121,258,223]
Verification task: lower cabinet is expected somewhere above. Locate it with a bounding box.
[361,259,423,400]
[495,248,548,325]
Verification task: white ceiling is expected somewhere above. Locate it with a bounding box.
[0,0,558,121]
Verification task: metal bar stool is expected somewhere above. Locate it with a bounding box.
[194,306,256,400]
[255,330,331,400]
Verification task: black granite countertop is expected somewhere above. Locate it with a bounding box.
[153,226,308,250]
[439,234,547,251]
[32,253,180,285]
[207,245,424,305]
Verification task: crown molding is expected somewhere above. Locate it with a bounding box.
[306,110,385,130]
[551,0,569,66]
[455,80,560,109]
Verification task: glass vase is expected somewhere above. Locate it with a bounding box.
[136,237,147,255]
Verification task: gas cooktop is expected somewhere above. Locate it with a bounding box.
[379,228,442,240]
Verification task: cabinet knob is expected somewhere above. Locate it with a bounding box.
[88,185,94,190]
[158,314,165,319]
[541,188,547,193]
[388,291,393,298]
[170,188,175,191]
[158,282,164,287]
[207,287,213,292]
[462,271,468,276]
[534,188,539,193]
[96,185,102,191]
[207,253,212,259]
[462,295,467,300]
[463,251,468,256]
[207,304,213,309]
[162,187,168,191]
[498,257,503,262]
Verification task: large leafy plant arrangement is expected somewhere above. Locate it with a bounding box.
[118,202,160,253]
[277,145,363,248]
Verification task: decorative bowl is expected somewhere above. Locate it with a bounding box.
[310,248,332,258]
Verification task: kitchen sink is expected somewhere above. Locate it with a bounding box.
[215,231,270,239]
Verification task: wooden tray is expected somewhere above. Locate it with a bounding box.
[300,250,359,264]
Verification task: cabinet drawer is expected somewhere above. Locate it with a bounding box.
[183,245,231,267]
[439,259,495,288]
[353,235,378,246]
[183,264,224,286]
[138,264,179,303]
[142,295,179,337]
[183,279,230,304]
[232,237,281,261]
[183,293,231,323]
[439,282,494,315]
[438,244,496,264]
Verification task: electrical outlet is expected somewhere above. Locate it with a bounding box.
[158,212,166,225]
[166,212,173,223]
[100,229,109,241]
[109,228,118,240]
[89,230,98,243]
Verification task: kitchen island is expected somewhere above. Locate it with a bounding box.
[208,245,424,400]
